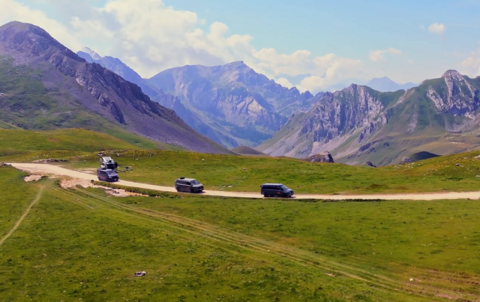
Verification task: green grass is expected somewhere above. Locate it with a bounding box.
[116,193,480,299]
[1,166,479,300]
[58,148,480,194]
[231,145,269,156]
[0,128,141,157]
[0,167,434,301]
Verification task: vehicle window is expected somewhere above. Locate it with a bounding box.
[281,185,288,190]
[191,180,199,185]
[186,182,191,185]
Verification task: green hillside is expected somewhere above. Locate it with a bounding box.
[0,128,146,158]
[231,145,269,156]
[0,57,178,150]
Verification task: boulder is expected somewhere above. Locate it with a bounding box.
[305,151,335,163]
[365,161,377,168]
[400,157,413,164]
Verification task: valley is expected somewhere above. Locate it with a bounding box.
[0,11,480,302]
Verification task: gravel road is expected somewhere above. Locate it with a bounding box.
[10,163,480,201]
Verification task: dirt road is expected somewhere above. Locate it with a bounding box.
[9,163,480,201]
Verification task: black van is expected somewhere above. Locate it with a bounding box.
[175,177,204,193]
[97,168,119,182]
[260,183,294,198]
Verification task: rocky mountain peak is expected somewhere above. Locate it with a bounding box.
[82,46,102,60]
[0,21,80,64]
[427,69,478,116]
[442,69,463,79]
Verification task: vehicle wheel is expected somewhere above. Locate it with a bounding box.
[176,186,180,192]
[190,187,194,193]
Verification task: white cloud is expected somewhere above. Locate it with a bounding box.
[0,0,82,51]
[460,48,480,77]
[0,0,368,92]
[369,48,402,62]
[428,23,446,35]
[275,78,294,88]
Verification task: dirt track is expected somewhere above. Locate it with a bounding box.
[9,162,480,201]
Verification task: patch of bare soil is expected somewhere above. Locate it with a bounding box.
[59,178,145,197]
[77,168,97,174]
[24,175,43,182]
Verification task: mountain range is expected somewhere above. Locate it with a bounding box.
[146,62,317,147]
[0,21,228,154]
[258,70,480,165]
[77,48,318,148]
[2,20,479,166]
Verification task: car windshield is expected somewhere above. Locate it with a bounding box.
[191,180,200,185]
[281,185,289,190]
[106,171,117,176]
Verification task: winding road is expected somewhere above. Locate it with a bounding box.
[10,162,480,201]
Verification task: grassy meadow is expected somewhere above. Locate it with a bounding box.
[2,165,480,301]
[2,129,480,300]
[0,166,479,301]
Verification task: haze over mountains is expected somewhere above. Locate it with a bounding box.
[366,77,417,92]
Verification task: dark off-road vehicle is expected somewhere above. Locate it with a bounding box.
[260,183,294,198]
[175,177,204,193]
[97,168,119,182]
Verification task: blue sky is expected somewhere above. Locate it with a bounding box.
[3,0,480,91]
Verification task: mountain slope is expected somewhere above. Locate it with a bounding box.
[77,49,161,99]
[147,61,315,148]
[0,21,229,154]
[258,70,480,165]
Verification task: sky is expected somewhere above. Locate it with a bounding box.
[1,0,480,92]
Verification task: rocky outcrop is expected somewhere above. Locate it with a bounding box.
[427,70,479,116]
[300,85,387,144]
[305,151,335,163]
[365,161,377,168]
[400,157,413,164]
[0,21,229,154]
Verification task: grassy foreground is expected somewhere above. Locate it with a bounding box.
[0,167,415,301]
[1,166,479,301]
[60,148,480,194]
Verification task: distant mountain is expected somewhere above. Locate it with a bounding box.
[0,21,229,154]
[258,70,480,165]
[76,48,161,98]
[146,61,315,148]
[367,77,417,92]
